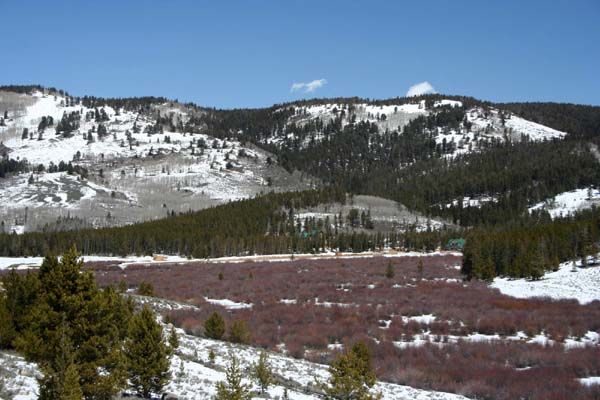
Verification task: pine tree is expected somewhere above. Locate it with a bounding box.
[38,322,83,400]
[385,261,394,279]
[0,293,14,349]
[124,305,171,398]
[204,312,226,340]
[138,281,155,296]
[322,342,381,400]
[213,354,252,400]
[529,244,546,280]
[168,326,179,353]
[0,269,39,349]
[62,363,83,400]
[478,256,496,282]
[15,247,131,399]
[252,351,274,394]
[417,259,424,281]
[229,319,251,344]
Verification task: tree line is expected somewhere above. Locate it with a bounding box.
[462,208,600,280]
[0,187,456,258]
[0,156,28,178]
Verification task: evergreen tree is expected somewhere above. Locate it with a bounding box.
[0,293,15,349]
[229,319,251,344]
[322,342,381,400]
[208,349,216,365]
[204,312,226,340]
[213,354,252,400]
[61,363,84,400]
[417,259,424,281]
[477,256,496,282]
[13,247,131,399]
[385,261,394,279]
[138,281,155,296]
[168,326,179,353]
[0,269,39,349]
[252,351,274,394]
[124,305,171,398]
[38,322,83,400]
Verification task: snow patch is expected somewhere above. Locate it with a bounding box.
[203,297,253,310]
[491,258,600,304]
[529,187,600,219]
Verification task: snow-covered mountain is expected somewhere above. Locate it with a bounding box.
[268,99,566,158]
[0,90,314,233]
[0,88,572,234]
[529,186,600,219]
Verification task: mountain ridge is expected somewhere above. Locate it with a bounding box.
[1,84,599,239]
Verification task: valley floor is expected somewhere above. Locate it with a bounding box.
[2,251,600,399]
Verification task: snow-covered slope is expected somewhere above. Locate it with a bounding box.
[433,106,567,159]
[0,294,469,400]
[492,257,600,304]
[2,91,245,166]
[268,101,428,147]
[0,90,314,232]
[165,328,470,400]
[528,187,600,218]
[269,99,567,159]
[148,296,470,400]
[0,90,572,233]
[466,107,566,142]
[0,352,39,400]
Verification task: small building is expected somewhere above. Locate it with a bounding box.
[446,238,466,251]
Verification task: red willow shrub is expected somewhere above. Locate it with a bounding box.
[89,254,600,400]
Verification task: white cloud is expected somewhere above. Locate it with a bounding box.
[406,81,436,97]
[291,79,327,93]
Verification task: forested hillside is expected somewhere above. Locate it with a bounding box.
[193,93,600,227]
[0,187,454,258]
[501,101,600,141]
[2,85,600,279]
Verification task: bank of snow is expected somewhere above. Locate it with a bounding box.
[529,187,600,219]
[580,376,600,386]
[0,255,189,270]
[491,259,600,304]
[0,250,462,270]
[0,352,40,400]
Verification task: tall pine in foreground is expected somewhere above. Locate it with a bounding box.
[10,247,133,399]
[125,305,172,398]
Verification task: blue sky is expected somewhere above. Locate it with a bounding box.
[0,1,598,108]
